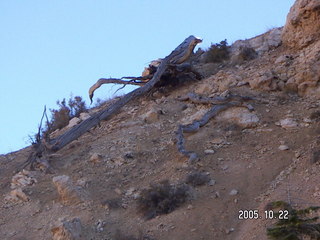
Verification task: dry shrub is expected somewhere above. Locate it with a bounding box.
[204,39,230,63]
[185,171,210,187]
[138,180,190,219]
[43,95,87,136]
[236,46,257,62]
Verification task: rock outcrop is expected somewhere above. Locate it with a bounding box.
[52,175,89,204]
[51,218,83,240]
[282,0,320,49]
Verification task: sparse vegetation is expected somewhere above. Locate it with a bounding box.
[266,201,320,240]
[138,180,190,219]
[204,39,230,63]
[43,95,87,136]
[236,46,257,62]
[185,171,210,187]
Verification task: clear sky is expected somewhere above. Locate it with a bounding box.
[0,0,295,154]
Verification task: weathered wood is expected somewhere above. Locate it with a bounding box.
[89,77,148,103]
[176,93,253,162]
[48,35,202,151]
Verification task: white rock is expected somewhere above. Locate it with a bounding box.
[89,153,102,163]
[279,145,290,151]
[208,179,216,186]
[79,112,90,121]
[279,118,299,129]
[216,107,259,128]
[66,117,81,129]
[204,149,215,154]
[229,189,238,196]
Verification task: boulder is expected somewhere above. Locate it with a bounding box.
[51,218,83,240]
[216,107,259,128]
[52,175,88,204]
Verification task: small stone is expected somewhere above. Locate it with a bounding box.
[204,149,215,154]
[143,109,159,124]
[229,189,238,196]
[303,117,312,123]
[4,188,29,203]
[191,228,197,232]
[95,220,105,233]
[125,187,135,196]
[222,165,229,171]
[187,204,193,210]
[208,179,216,186]
[279,145,289,151]
[89,153,103,163]
[279,118,298,129]
[114,188,122,195]
[225,228,235,234]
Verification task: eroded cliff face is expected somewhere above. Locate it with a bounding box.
[280,0,320,98]
[205,0,320,98]
[282,0,320,49]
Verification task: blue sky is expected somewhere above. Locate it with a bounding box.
[0,0,295,154]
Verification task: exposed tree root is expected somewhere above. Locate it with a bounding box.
[176,93,254,162]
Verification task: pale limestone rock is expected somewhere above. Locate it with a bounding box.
[249,70,278,91]
[51,218,83,240]
[279,145,290,151]
[11,170,37,189]
[52,175,88,204]
[282,0,320,49]
[231,27,282,57]
[216,107,259,128]
[143,109,159,124]
[66,117,81,129]
[279,118,299,129]
[229,189,239,196]
[89,153,102,163]
[204,149,215,154]
[4,188,29,203]
[79,112,90,121]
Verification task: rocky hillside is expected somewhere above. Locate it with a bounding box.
[1,0,320,239]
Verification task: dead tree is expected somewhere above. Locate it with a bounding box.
[46,35,203,152]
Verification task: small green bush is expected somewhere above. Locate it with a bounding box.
[204,39,230,63]
[266,201,320,240]
[138,180,190,219]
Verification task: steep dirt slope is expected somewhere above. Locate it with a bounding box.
[1,83,320,240]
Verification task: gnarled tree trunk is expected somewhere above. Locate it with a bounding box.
[47,35,202,151]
